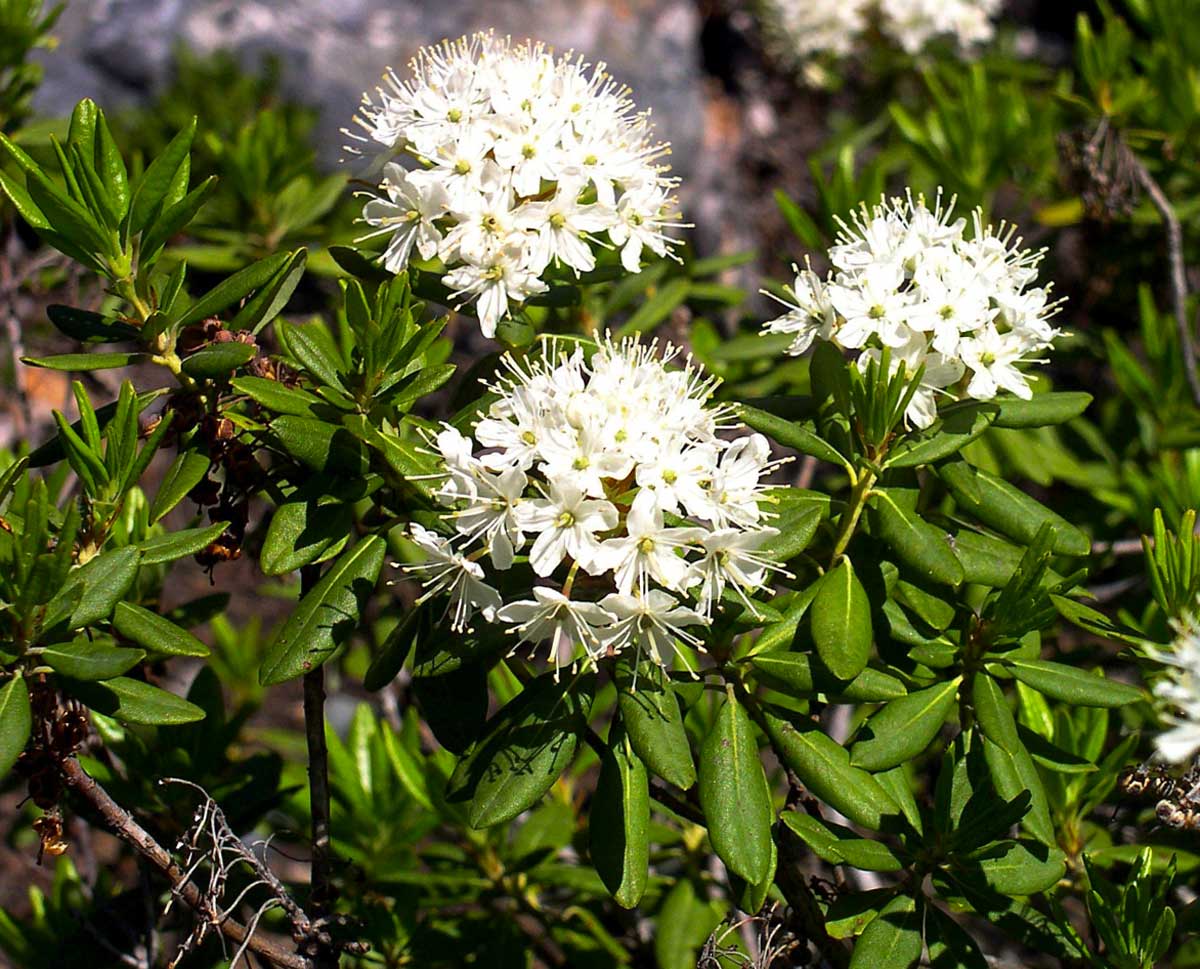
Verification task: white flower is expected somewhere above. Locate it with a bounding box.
[760,190,1062,427]
[496,587,615,673]
[758,0,1002,81]
[345,32,682,336]
[519,480,618,577]
[958,324,1039,401]
[442,241,548,338]
[402,335,783,677]
[1149,614,1200,764]
[595,490,704,595]
[595,590,710,671]
[358,164,448,272]
[692,526,787,616]
[762,265,837,356]
[404,524,501,631]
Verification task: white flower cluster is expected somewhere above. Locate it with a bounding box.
[345,32,683,338]
[1150,614,1200,764]
[762,191,1061,428]
[405,336,785,674]
[760,0,1003,71]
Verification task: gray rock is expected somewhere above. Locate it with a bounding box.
[32,0,705,177]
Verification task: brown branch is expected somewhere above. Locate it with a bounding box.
[773,821,850,969]
[1131,158,1200,407]
[299,563,339,969]
[58,757,312,969]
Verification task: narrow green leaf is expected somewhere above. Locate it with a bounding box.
[180,341,257,378]
[139,175,217,260]
[261,499,352,576]
[0,676,32,779]
[750,652,908,702]
[23,352,144,371]
[231,248,307,333]
[259,536,386,685]
[45,305,138,343]
[150,449,210,523]
[699,694,774,884]
[615,277,689,338]
[939,462,1090,556]
[614,659,696,789]
[364,605,430,691]
[174,251,293,328]
[992,392,1091,428]
[1004,658,1143,708]
[449,674,592,828]
[591,729,650,908]
[974,841,1067,895]
[849,894,922,969]
[232,376,324,418]
[761,709,898,831]
[886,401,997,468]
[129,118,196,234]
[42,639,145,680]
[811,559,872,681]
[48,547,141,630]
[850,678,961,771]
[65,676,204,725]
[112,602,209,657]
[737,403,849,468]
[870,490,963,586]
[135,522,229,566]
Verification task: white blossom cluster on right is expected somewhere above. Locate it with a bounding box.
[1149,613,1200,765]
[404,335,785,676]
[759,0,1003,74]
[345,32,682,338]
[761,191,1062,428]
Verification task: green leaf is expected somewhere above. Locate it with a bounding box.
[811,559,872,681]
[992,392,1091,428]
[269,416,370,476]
[871,490,964,586]
[135,521,229,566]
[849,894,922,969]
[261,499,352,576]
[615,277,690,338]
[737,403,849,468]
[129,118,195,234]
[232,376,324,418]
[591,729,650,908]
[259,536,386,685]
[0,676,32,779]
[364,605,430,691]
[886,401,997,468]
[1003,658,1142,708]
[276,319,346,391]
[180,341,257,378]
[449,674,592,828]
[939,462,1089,556]
[974,841,1067,895]
[750,652,908,702]
[758,488,829,562]
[231,248,308,333]
[112,602,209,657]
[175,251,295,329]
[23,352,144,371]
[45,305,138,343]
[49,547,141,630]
[782,811,905,871]
[139,175,217,260]
[980,735,1055,846]
[614,659,696,789]
[150,449,211,522]
[42,639,145,680]
[850,679,961,771]
[1050,595,1147,646]
[761,708,898,831]
[698,693,774,884]
[65,676,204,725]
